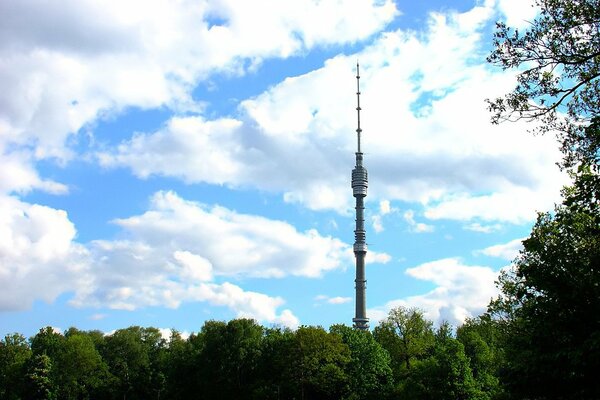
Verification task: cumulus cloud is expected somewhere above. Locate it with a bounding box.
[464,222,503,233]
[379,200,392,215]
[478,237,524,261]
[372,200,395,233]
[0,195,86,310]
[315,295,352,305]
[372,215,384,233]
[0,0,396,159]
[369,258,499,327]
[497,0,538,29]
[99,2,565,224]
[0,186,392,326]
[61,190,374,325]
[403,210,435,233]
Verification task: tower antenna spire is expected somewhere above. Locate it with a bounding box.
[356,61,362,154]
[351,62,369,330]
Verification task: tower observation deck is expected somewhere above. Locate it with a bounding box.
[352,63,369,330]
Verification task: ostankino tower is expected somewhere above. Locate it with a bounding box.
[352,63,369,330]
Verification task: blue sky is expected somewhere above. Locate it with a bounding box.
[0,0,567,338]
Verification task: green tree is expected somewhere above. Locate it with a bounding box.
[194,319,263,400]
[329,324,393,400]
[102,326,163,400]
[373,306,434,381]
[487,2,600,398]
[487,0,600,170]
[161,330,194,400]
[25,354,56,400]
[488,172,600,399]
[292,326,350,400]
[55,332,110,400]
[30,327,64,360]
[0,333,32,400]
[456,316,504,399]
[404,327,481,400]
[254,327,297,399]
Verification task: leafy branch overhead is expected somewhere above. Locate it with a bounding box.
[487,0,600,168]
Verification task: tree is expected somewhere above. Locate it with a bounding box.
[30,327,64,361]
[487,0,600,169]
[194,319,264,400]
[292,326,350,400]
[404,329,481,400]
[329,324,393,400]
[456,316,504,399]
[488,174,600,399]
[25,354,56,400]
[102,326,161,400]
[373,306,434,380]
[162,330,194,400]
[0,333,31,400]
[253,326,300,399]
[55,332,110,400]
[487,3,600,397]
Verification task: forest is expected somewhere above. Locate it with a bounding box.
[0,309,504,400]
[2,0,599,398]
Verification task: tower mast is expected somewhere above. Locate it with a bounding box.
[352,63,369,330]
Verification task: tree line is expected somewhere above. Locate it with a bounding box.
[0,308,505,400]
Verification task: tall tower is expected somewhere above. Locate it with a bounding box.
[352,63,369,330]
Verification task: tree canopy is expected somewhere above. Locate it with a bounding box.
[487,0,600,398]
[487,0,600,169]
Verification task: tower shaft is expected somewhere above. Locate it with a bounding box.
[352,63,369,330]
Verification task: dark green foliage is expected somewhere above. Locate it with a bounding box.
[254,327,297,399]
[161,330,194,399]
[329,324,393,400]
[0,315,510,400]
[30,327,64,361]
[291,326,350,400]
[487,1,600,397]
[0,333,31,400]
[488,169,600,399]
[101,326,166,400]
[456,316,504,399]
[55,333,110,399]
[194,318,263,399]
[377,318,484,400]
[405,333,481,400]
[24,354,55,400]
[373,306,435,380]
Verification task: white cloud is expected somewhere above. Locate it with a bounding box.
[0,187,390,327]
[0,150,68,195]
[366,250,392,265]
[497,0,538,29]
[478,237,524,261]
[404,210,434,233]
[114,190,353,278]
[328,296,352,305]
[372,215,384,233]
[379,200,392,215]
[173,250,213,282]
[464,222,503,233]
[99,3,565,224]
[0,195,86,310]
[65,190,381,326]
[0,0,397,204]
[370,258,499,327]
[315,294,351,305]
[372,200,394,233]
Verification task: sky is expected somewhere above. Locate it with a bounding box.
[0,0,568,339]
